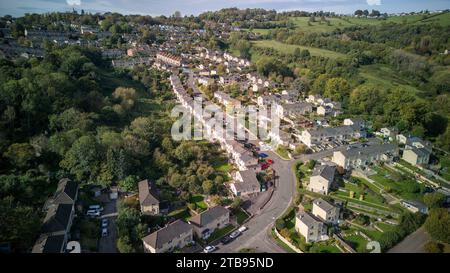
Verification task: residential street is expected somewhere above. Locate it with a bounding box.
[217,151,297,253]
[98,196,119,253]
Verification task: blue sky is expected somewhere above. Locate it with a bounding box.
[0,0,449,17]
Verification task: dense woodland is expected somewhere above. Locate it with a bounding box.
[0,45,228,251]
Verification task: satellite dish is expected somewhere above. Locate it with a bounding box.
[66,241,81,253]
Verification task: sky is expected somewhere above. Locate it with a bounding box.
[0,0,449,17]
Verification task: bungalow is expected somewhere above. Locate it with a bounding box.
[312,198,340,224]
[295,211,328,243]
[188,206,230,240]
[142,220,193,253]
[307,165,336,195]
[230,170,261,196]
[332,143,398,170]
[138,180,160,215]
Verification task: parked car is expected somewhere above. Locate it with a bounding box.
[238,226,247,233]
[101,228,108,237]
[101,218,109,228]
[203,246,216,253]
[86,210,101,217]
[259,153,268,158]
[220,236,233,245]
[89,205,104,212]
[267,159,274,165]
[229,230,241,239]
[261,163,270,170]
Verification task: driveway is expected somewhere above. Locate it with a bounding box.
[98,196,119,253]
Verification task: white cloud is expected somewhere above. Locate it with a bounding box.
[366,0,381,6]
[66,0,81,6]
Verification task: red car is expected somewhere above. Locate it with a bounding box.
[261,163,270,170]
[267,159,274,165]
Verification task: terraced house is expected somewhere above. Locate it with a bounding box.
[142,220,193,253]
[188,206,230,240]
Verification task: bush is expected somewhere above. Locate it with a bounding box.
[424,241,443,253]
[275,218,285,231]
[424,208,450,244]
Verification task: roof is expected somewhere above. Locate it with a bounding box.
[312,165,335,182]
[406,147,431,158]
[313,198,337,212]
[402,200,427,210]
[32,234,65,253]
[142,220,192,250]
[297,211,323,228]
[234,170,260,193]
[138,180,159,207]
[189,206,229,227]
[53,178,78,205]
[42,204,73,234]
[338,143,397,158]
[307,125,359,137]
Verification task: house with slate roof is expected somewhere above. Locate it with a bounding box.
[188,206,230,240]
[142,220,193,253]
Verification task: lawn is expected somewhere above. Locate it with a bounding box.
[234,208,250,225]
[275,145,290,160]
[252,40,348,60]
[309,242,342,253]
[213,158,232,173]
[206,224,235,243]
[369,166,425,201]
[439,155,450,181]
[338,179,386,205]
[271,229,297,253]
[168,207,192,221]
[190,195,208,211]
[343,233,369,253]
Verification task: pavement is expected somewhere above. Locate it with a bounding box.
[388,226,430,253]
[98,195,119,253]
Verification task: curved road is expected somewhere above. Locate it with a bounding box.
[217,151,297,253]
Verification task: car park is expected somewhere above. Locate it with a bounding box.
[203,246,216,253]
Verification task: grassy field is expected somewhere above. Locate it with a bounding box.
[358,64,426,97]
[252,40,348,60]
[290,13,450,33]
[309,241,342,253]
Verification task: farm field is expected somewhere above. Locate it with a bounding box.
[252,40,348,60]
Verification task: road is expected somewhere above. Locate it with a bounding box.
[98,196,119,253]
[388,226,430,253]
[217,151,297,253]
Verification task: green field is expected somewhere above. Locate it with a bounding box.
[190,195,208,210]
[358,64,426,97]
[252,40,348,60]
[289,13,450,33]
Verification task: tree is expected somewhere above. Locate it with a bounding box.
[60,135,101,181]
[0,197,41,251]
[119,175,139,192]
[423,192,445,209]
[324,77,350,101]
[3,143,35,168]
[202,179,214,194]
[231,197,242,210]
[424,208,450,243]
[117,236,135,253]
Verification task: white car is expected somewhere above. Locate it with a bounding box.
[101,218,109,228]
[101,228,108,237]
[89,205,104,212]
[229,230,241,239]
[86,210,101,217]
[203,246,216,253]
[238,226,247,233]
